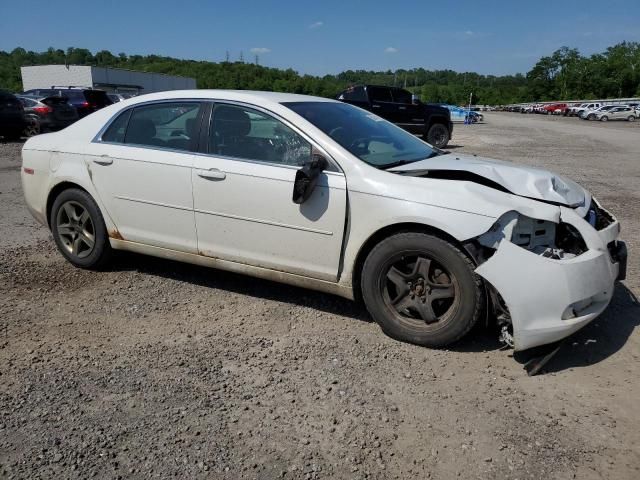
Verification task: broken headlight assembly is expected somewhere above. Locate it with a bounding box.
[477,211,587,259]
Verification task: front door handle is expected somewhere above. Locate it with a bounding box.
[93,155,113,166]
[197,168,226,180]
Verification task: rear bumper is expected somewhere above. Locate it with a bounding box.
[476,204,625,351]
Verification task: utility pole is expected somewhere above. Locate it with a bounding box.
[239,51,244,63]
[255,54,259,65]
[225,51,229,62]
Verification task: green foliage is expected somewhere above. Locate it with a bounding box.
[1,43,638,104]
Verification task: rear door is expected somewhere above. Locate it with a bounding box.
[192,102,347,281]
[616,107,632,120]
[367,86,397,121]
[88,101,204,252]
[390,88,424,130]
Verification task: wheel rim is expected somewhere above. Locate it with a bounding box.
[56,201,96,259]
[24,122,40,137]
[430,127,447,146]
[380,252,459,327]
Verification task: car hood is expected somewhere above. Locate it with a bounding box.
[389,153,587,207]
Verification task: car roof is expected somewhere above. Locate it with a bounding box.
[124,89,337,107]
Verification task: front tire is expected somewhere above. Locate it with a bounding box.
[50,188,112,269]
[425,123,450,148]
[600,116,608,122]
[628,116,635,122]
[361,232,483,347]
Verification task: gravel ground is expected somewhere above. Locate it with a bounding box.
[1,113,639,480]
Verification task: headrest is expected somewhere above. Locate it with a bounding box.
[214,106,251,137]
[185,117,196,137]
[126,117,156,144]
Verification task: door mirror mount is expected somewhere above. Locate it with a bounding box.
[292,153,328,204]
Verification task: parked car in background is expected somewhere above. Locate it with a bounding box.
[440,104,470,123]
[337,85,453,148]
[567,103,587,116]
[594,105,638,122]
[570,102,602,117]
[543,103,568,115]
[0,90,27,140]
[22,88,112,118]
[17,95,79,136]
[467,110,483,122]
[21,89,626,352]
[580,105,617,120]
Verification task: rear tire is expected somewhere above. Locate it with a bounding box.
[50,188,112,269]
[425,123,450,148]
[600,116,608,122]
[361,232,483,348]
[24,119,41,137]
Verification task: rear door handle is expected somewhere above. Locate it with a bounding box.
[93,155,113,166]
[371,104,381,108]
[197,168,226,180]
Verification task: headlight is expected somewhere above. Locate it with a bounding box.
[478,212,587,259]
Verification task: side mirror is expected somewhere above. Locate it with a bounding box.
[292,153,328,204]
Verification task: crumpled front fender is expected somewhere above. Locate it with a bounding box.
[475,204,621,351]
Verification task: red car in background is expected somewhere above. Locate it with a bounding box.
[543,103,568,115]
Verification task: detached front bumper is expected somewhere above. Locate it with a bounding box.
[475,204,626,351]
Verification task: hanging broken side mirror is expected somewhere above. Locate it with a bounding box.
[292,153,328,204]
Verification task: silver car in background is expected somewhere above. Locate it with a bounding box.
[594,105,638,122]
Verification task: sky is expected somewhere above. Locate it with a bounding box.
[1,0,639,76]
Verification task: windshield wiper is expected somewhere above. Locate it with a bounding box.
[380,150,444,170]
[380,159,418,170]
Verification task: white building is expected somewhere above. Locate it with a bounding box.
[21,65,196,95]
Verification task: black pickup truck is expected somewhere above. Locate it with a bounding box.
[337,85,453,148]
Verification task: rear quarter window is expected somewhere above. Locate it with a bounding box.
[101,109,132,143]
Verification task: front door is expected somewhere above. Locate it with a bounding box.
[192,102,347,281]
[87,101,204,253]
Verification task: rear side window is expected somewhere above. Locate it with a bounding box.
[339,86,367,102]
[123,102,202,151]
[391,89,412,104]
[367,87,393,102]
[20,98,38,107]
[102,110,132,143]
[60,91,83,101]
[84,90,112,107]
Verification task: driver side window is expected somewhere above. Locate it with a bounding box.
[209,104,311,166]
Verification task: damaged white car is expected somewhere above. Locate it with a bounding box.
[21,91,627,352]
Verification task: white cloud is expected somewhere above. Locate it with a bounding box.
[309,21,324,29]
[384,47,398,53]
[250,47,271,54]
[465,30,474,36]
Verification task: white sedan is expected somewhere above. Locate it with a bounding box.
[21,90,627,351]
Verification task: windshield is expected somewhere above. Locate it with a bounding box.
[283,101,438,169]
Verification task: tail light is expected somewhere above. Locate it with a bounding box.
[33,106,53,115]
[80,101,90,108]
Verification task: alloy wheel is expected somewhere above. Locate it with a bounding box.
[24,121,40,137]
[381,253,458,325]
[56,201,96,259]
